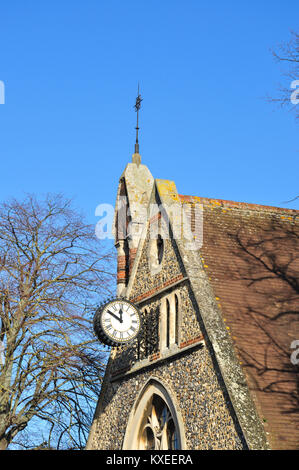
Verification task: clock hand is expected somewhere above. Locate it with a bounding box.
[107,310,122,322]
[119,307,123,323]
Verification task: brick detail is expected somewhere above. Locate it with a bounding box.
[180,335,204,349]
[149,352,161,362]
[117,253,127,285]
[129,248,137,274]
[117,255,126,269]
[130,273,184,304]
[117,271,126,282]
[117,249,138,284]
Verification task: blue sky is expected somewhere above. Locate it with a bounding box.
[0,0,298,236]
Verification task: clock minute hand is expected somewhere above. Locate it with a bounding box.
[119,307,123,323]
[107,310,122,323]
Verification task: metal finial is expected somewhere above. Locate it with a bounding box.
[134,84,142,154]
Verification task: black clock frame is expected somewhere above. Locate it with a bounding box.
[93,297,143,347]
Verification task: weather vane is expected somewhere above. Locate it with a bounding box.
[134,84,142,154]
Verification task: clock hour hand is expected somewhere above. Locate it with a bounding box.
[107,309,123,323]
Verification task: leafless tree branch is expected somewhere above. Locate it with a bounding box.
[0,193,115,449]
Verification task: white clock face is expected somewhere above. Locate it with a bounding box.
[100,300,141,344]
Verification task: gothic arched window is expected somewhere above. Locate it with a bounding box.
[139,394,178,450]
[175,293,179,345]
[166,299,170,349]
[156,234,164,265]
[161,292,180,351]
[123,380,185,450]
[148,231,164,275]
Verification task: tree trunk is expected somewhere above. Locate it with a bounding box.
[0,436,8,450]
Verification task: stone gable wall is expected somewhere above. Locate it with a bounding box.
[129,218,186,300]
[88,214,246,450]
[88,346,246,450]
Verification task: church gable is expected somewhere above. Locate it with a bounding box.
[142,180,271,450]
[108,181,203,375]
[87,178,269,450]
[126,180,203,350]
[128,182,186,298]
[87,145,299,450]
[85,90,298,450]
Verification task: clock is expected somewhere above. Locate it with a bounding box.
[93,298,142,347]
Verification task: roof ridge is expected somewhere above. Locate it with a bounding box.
[178,194,299,215]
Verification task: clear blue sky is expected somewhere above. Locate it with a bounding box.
[0,0,298,234]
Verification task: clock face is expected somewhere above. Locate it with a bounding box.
[94,299,142,347]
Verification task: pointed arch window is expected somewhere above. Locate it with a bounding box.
[157,233,164,264]
[166,299,170,349]
[175,293,179,345]
[161,292,180,350]
[123,380,184,450]
[139,395,179,450]
[144,308,150,356]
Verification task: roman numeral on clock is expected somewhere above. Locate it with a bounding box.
[94,299,141,347]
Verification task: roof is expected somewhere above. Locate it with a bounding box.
[180,194,299,449]
[179,194,298,215]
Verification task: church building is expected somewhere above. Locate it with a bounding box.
[86,97,299,451]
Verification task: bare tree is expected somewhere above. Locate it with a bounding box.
[270,30,299,121]
[0,194,115,450]
[268,30,299,205]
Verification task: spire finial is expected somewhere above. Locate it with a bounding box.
[134,83,142,155]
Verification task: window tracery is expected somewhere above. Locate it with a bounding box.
[139,394,179,450]
[123,380,185,450]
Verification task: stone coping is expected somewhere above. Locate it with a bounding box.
[110,336,205,382]
[131,275,189,305]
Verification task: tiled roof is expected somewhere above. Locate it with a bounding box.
[179,194,298,215]
[180,194,299,450]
